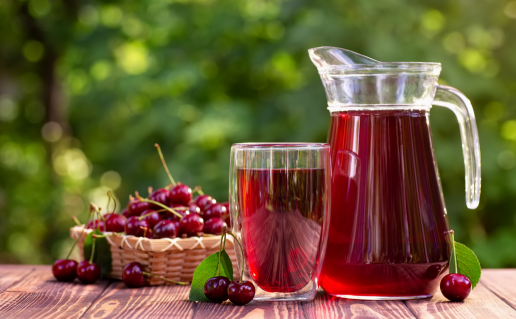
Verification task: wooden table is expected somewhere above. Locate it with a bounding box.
[1,266,516,318]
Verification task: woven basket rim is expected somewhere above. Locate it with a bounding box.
[70,225,233,253]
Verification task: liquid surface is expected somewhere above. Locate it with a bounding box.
[320,109,451,297]
[237,168,325,293]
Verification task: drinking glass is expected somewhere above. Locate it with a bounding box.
[229,143,331,301]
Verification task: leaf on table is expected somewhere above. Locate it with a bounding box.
[83,228,112,278]
[450,241,481,289]
[189,250,234,302]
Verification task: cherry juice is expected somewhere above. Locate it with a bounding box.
[320,109,451,298]
[237,168,326,293]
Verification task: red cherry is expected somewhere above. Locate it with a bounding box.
[125,216,151,237]
[52,259,78,282]
[227,281,255,305]
[123,262,145,288]
[149,188,170,208]
[153,220,177,239]
[86,219,105,232]
[204,276,231,303]
[76,260,101,284]
[140,209,161,229]
[105,213,127,232]
[194,195,216,211]
[188,203,201,214]
[203,218,227,235]
[202,203,226,220]
[220,202,230,212]
[440,273,472,302]
[168,204,190,222]
[127,198,151,217]
[121,207,131,218]
[179,213,204,237]
[170,184,192,206]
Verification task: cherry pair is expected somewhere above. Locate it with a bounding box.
[204,276,255,305]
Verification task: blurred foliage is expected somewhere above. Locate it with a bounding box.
[0,0,515,267]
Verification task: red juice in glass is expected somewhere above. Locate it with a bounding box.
[237,168,326,293]
[319,110,451,298]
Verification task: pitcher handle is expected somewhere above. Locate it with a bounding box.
[432,85,481,209]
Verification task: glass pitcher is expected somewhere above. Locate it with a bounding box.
[308,47,481,300]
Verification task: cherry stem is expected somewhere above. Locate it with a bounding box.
[65,207,95,260]
[71,216,81,226]
[89,237,96,264]
[155,143,177,187]
[217,228,228,277]
[135,193,183,219]
[107,191,117,213]
[139,211,156,220]
[142,272,189,285]
[193,186,204,196]
[450,230,457,274]
[226,230,245,283]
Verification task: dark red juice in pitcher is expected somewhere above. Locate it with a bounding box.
[320,109,451,298]
[237,168,325,293]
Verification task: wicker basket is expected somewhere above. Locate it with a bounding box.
[70,226,239,285]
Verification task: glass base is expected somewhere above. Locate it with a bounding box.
[250,281,318,302]
[328,293,432,300]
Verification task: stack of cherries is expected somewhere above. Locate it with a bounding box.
[84,144,231,240]
[52,144,232,285]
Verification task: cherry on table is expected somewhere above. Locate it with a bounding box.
[105,213,127,232]
[170,184,192,206]
[125,216,150,237]
[140,209,161,229]
[203,218,227,235]
[204,276,231,303]
[149,188,170,208]
[202,203,226,221]
[227,281,255,305]
[76,260,101,284]
[179,213,204,237]
[86,219,105,232]
[194,195,216,211]
[52,259,78,282]
[440,273,472,302]
[153,220,177,239]
[123,262,145,288]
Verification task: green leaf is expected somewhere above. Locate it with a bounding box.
[189,250,234,302]
[450,241,481,289]
[83,229,112,278]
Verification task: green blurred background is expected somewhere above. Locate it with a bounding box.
[0,0,515,267]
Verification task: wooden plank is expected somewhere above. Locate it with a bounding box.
[0,266,110,319]
[194,299,305,319]
[405,282,516,318]
[81,281,195,319]
[481,269,516,310]
[302,291,416,319]
[0,265,36,294]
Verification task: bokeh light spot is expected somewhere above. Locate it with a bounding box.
[501,120,516,141]
[101,170,122,190]
[101,5,123,27]
[42,122,63,142]
[497,150,516,170]
[115,42,149,74]
[22,40,44,62]
[505,1,516,19]
[90,60,112,81]
[0,97,18,122]
[442,32,465,54]
[421,10,445,32]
